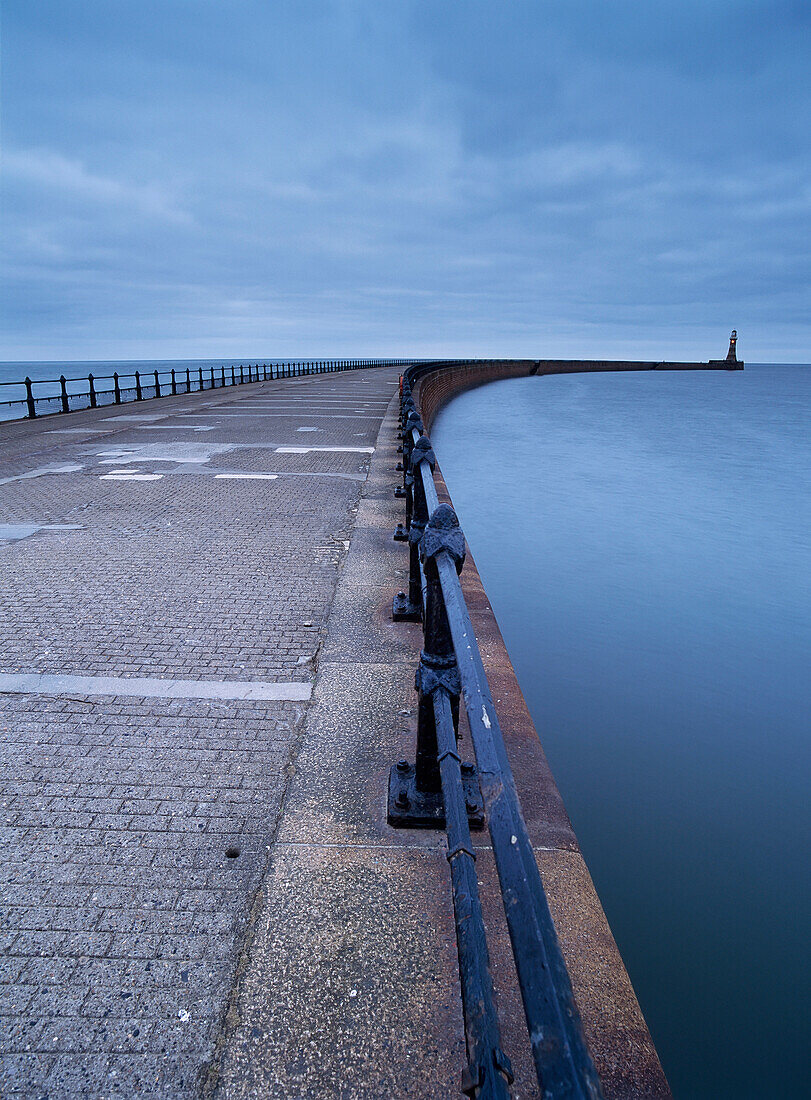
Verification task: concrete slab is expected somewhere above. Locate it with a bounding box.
[276,661,434,849]
[211,844,465,1100]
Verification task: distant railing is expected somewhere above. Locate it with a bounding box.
[0,359,413,422]
[390,362,603,1100]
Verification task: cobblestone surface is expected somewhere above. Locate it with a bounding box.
[0,369,402,1097]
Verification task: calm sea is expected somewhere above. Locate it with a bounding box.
[432,365,810,1100]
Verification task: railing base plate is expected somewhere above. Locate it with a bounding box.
[387,763,485,829]
[394,486,406,498]
[392,592,421,621]
[393,524,408,542]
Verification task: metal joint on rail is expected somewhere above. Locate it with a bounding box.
[420,502,464,571]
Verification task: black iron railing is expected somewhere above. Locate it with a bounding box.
[0,359,413,422]
[390,363,603,1100]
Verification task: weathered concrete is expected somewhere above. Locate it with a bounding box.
[1,362,676,1098]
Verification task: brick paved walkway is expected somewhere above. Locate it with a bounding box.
[0,369,402,1097]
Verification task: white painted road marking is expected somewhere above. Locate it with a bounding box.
[275,446,374,454]
[0,672,312,702]
[214,473,279,480]
[134,424,215,432]
[100,473,164,481]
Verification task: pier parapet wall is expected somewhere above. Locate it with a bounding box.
[414,356,743,431]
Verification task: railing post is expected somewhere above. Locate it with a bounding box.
[389,503,483,829]
[417,505,461,793]
[185,367,191,393]
[239,364,244,384]
[394,409,420,501]
[231,366,236,387]
[135,371,143,401]
[88,373,97,408]
[198,366,204,390]
[393,436,432,622]
[60,374,70,414]
[25,377,36,418]
[171,368,177,395]
[113,372,121,404]
[155,370,161,398]
[221,366,226,387]
[210,366,215,389]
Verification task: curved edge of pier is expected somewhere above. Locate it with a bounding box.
[415,356,743,427]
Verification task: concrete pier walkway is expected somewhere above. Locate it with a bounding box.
[0,365,668,1099]
[0,369,404,1096]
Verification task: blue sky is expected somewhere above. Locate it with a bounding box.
[1,0,808,361]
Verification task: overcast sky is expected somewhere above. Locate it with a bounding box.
[1,1,808,362]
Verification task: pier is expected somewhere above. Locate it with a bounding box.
[0,358,737,1097]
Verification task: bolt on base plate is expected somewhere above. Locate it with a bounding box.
[393,523,408,542]
[387,761,485,829]
[392,591,421,622]
[393,485,406,498]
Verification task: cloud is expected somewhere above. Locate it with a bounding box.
[0,1,808,361]
[3,148,192,225]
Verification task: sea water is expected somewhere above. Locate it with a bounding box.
[431,365,810,1100]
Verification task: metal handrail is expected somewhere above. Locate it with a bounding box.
[0,359,417,421]
[389,363,603,1100]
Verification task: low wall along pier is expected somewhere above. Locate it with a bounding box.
[0,351,740,1098]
